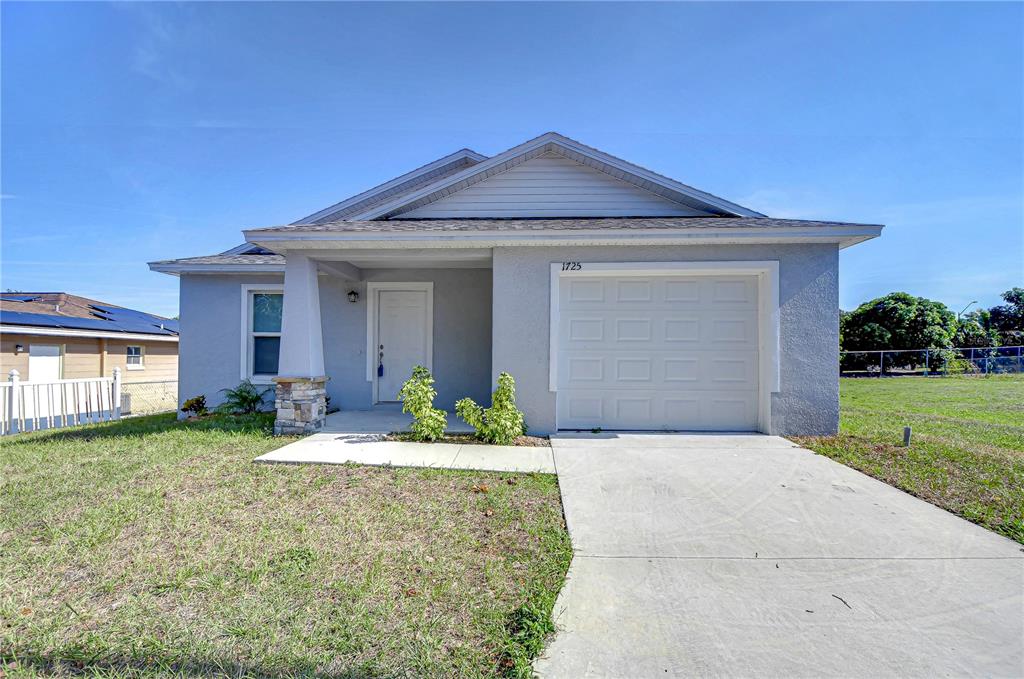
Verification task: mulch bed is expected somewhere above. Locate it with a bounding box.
[385,432,550,447]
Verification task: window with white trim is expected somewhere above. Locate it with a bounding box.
[126,345,144,370]
[248,292,283,378]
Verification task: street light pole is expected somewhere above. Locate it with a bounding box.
[957,300,978,320]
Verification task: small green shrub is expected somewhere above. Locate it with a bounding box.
[946,357,980,375]
[180,395,208,417]
[456,372,526,445]
[217,379,272,414]
[398,365,447,442]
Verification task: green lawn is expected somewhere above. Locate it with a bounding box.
[0,414,572,678]
[796,375,1024,544]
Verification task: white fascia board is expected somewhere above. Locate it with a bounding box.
[148,263,286,276]
[350,132,765,220]
[0,324,179,342]
[294,148,489,224]
[245,225,883,250]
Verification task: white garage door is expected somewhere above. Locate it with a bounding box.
[556,274,760,431]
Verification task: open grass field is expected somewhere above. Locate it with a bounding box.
[0,414,571,678]
[796,375,1024,544]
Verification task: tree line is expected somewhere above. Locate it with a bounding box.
[840,288,1023,372]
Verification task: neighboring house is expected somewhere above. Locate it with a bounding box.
[150,132,882,435]
[0,292,179,383]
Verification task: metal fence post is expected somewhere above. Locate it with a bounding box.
[925,349,929,375]
[879,350,884,377]
[112,368,122,420]
[8,369,19,434]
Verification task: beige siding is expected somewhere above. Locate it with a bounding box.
[398,153,710,219]
[0,334,31,378]
[62,339,103,379]
[107,340,178,382]
[0,332,177,382]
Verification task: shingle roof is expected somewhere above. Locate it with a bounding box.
[249,216,882,234]
[0,292,178,336]
[148,253,285,266]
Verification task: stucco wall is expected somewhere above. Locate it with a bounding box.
[491,244,840,436]
[177,268,492,412]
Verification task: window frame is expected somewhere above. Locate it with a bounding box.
[239,284,284,384]
[125,344,145,370]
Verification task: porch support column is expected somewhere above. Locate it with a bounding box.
[273,253,328,435]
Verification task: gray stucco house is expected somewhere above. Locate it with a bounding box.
[150,132,881,435]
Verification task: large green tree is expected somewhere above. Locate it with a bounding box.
[988,287,1024,345]
[841,292,957,371]
[954,309,1000,348]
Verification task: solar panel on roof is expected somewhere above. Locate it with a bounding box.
[1,295,41,302]
[0,309,178,335]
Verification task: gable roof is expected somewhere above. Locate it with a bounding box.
[0,292,178,337]
[294,148,488,224]
[343,132,765,220]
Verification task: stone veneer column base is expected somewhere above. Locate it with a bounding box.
[273,376,329,435]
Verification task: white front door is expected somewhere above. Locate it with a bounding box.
[556,274,760,431]
[375,289,430,401]
[29,344,62,382]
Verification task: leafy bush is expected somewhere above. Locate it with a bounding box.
[180,395,207,417]
[456,372,525,445]
[217,379,272,414]
[398,365,447,442]
[841,292,957,372]
[945,357,980,375]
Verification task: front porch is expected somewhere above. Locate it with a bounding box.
[268,248,493,434]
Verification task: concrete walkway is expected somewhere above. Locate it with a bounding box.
[535,433,1024,678]
[254,426,554,474]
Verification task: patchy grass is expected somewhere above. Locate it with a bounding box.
[795,376,1024,544]
[0,413,571,677]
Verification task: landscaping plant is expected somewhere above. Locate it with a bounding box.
[217,379,272,414]
[456,372,526,445]
[180,395,208,417]
[397,365,447,441]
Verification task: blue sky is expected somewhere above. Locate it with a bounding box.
[2,1,1021,318]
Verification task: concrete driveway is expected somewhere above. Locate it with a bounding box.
[535,434,1024,678]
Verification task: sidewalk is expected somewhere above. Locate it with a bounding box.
[254,431,555,474]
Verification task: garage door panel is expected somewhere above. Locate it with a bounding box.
[557,273,760,431]
[616,279,653,302]
[557,388,759,431]
[615,357,653,382]
[562,313,757,350]
[559,351,756,391]
[710,278,757,303]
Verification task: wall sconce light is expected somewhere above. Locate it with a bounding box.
[347,290,359,303]
[14,344,24,354]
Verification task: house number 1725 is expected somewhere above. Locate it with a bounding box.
[561,262,582,271]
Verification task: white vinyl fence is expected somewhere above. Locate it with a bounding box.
[0,368,122,435]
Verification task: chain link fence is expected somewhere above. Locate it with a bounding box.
[841,346,1024,377]
[121,380,178,415]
